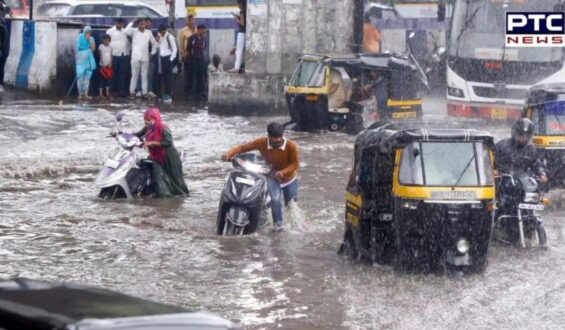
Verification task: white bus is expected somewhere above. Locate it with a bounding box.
[446,0,565,120]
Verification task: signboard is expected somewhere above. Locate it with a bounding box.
[186,6,239,19]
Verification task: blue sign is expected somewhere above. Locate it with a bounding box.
[506,12,565,35]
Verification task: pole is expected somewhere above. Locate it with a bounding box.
[168,0,175,30]
[29,0,33,20]
[353,0,364,53]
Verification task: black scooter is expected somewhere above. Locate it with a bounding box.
[495,171,548,248]
[216,153,271,236]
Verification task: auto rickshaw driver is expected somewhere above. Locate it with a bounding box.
[359,70,388,121]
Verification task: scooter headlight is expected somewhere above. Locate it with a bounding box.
[524,192,540,204]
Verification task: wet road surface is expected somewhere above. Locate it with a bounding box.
[0,96,564,329]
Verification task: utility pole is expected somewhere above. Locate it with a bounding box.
[168,0,175,30]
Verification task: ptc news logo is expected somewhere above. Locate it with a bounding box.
[506,12,565,47]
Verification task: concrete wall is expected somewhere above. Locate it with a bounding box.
[4,20,58,94]
[246,0,355,76]
[208,72,286,115]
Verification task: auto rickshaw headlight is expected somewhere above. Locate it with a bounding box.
[524,192,540,204]
[456,239,470,254]
[400,199,419,210]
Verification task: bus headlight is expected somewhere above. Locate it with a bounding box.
[448,87,465,98]
[456,239,470,254]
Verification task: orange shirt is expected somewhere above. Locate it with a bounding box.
[226,137,299,184]
[363,22,381,53]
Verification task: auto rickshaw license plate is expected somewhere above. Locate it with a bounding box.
[518,203,544,211]
[491,108,507,119]
[392,112,417,119]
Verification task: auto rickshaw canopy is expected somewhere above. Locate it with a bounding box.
[296,52,429,91]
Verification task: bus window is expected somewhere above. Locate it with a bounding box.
[185,0,238,5]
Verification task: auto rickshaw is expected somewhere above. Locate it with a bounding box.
[284,53,428,134]
[339,123,496,273]
[522,83,565,189]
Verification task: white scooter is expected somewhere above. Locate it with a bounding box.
[95,112,186,199]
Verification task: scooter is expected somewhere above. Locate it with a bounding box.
[95,112,186,199]
[494,171,548,248]
[216,153,271,236]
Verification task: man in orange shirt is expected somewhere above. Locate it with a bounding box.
[222,123,299,230]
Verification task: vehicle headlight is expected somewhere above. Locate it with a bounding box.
[400,199,419,210]
[524,192,540,204]
[456,239,470,254]
[448,87,465,98]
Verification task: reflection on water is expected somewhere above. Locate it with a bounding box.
[0,98,564,328]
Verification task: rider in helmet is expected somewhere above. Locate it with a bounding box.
[494,118,548,182]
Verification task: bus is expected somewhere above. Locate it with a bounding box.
[446,0,565,120]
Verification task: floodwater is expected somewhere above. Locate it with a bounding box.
[0,95,564,329]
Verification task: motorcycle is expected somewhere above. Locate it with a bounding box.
[494,171,548,248]
[216,153,271,236]
[95,112,186,199]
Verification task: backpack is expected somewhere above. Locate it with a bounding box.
[165,33,182,73]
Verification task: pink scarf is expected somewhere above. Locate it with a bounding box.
[144,108,167,165]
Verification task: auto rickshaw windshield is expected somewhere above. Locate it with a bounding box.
[399,142,494,187]
[289,61,326,87]
[541,101,565,135]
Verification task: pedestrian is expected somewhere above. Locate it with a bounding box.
[178,15,197,99]
[186,24,208,101]
[75,25,96,100]
[228,1,246,73]
[222,122,299,231]
[135,108,189,197]
[157,24,177,102]
[106,18,130,97]
[126,18,157,98]
[208,54,223,73]
[0,15,8,91]
[98,34,113,99]
[363,14,382,54]
[145,17,158,98]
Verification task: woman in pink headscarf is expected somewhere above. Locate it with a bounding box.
[134,108,189,197]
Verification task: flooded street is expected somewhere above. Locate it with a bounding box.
[0,96,564,329]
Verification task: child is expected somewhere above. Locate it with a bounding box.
[98,34,113,99]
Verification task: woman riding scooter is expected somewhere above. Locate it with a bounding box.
[112,108,189,197]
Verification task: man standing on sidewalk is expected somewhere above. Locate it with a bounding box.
[126,18,157,98]
[186,24,208,101]
[106,18,130,97]
[178,15,196,100]
[157,24,178,102]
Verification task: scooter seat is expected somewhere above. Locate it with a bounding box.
[329,107,350,114]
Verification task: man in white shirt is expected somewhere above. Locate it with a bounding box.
[157,24,177,101]
[106,18,130,97]
[126,17,157,98]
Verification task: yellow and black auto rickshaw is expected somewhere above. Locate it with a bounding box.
[284,53,428,134]
[523,83,565,189]
[339,123,496,273]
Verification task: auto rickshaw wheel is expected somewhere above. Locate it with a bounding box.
[329,123,340,132]
[340,233,358,261]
